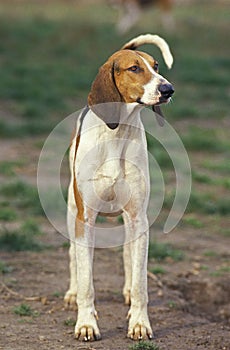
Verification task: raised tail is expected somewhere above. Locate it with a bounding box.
[121,33,173,69]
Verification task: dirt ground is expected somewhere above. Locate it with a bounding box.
[0,230,230,350]
[0,137,230,350]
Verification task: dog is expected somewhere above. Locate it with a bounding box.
[64,33,174,341]
[109,0,174,33]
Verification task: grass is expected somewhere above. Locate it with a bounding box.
[13,303,39,317]
[0,2,228,131]
[186,192,230,216]
[62,241,70,249]
[168,301,177,309]
[13,303,33,316]
[204,160,230,174]
[0,120,55,138]
[204,250,218,258]
[0,260,13,274]
[0,180,43,215]
[0,224,46,252]
[64,318,76,327]
[0,207,17,221]
[146,134,173,170]
[164,190,230,217]
[0,160,24,176]
[192,172,230,190]
[0,230,43,252]
[52,291,63,298]
[1,180,36,197]
[150,266,166,275]
[210,267,230,277]
[0,21,72,120]
[181,127,229,153]
[192,171,213,185]
[218,266,230,273]
[129,341,160,350]
[0,7,114,127]
[221,179,230,190]
[148,241,183,262]
[21,219,44,236]
[182,216,204,228]
[220,228,230,237]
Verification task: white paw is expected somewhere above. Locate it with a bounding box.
[127,309,153,340]
[127,323,153,340]
[64,290,77,310]
[75,325,101,341]
[75,310,101,341]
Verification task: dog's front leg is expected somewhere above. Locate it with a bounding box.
[122,211,133,305]
[74,212,101,342]
[126,214,153,340]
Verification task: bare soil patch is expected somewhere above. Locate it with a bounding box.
[1,225,230,350]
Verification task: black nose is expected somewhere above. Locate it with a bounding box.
[159,83,175,99]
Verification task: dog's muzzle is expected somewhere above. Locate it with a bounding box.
[159,83,175,102]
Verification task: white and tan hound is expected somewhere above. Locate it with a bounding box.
[64,34,174,341]
[109,0,174,33]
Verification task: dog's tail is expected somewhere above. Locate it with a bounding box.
[121,34,173,69]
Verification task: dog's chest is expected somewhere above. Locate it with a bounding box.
[73,117,148,204]
[75,127,134,183]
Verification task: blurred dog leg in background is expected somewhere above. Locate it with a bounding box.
[108,0,174,34]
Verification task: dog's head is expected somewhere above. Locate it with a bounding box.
[88,34,174,128]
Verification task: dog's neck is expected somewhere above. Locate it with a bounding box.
[118,102,143,127]
[86,102,144,132]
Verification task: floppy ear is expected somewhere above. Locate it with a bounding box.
[88,60,122,129]
[88,60,122,105]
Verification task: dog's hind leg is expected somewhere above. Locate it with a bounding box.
[64,241,78,310]
[64,186,78,310]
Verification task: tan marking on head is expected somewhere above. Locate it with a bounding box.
[88,48,165,122]
[73,135,84,237]
[111,50,156,103]
[136,51,159,73]
[88,50,157,106]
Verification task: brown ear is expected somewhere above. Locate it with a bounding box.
[88,60,122,129]
[88,60,122,105]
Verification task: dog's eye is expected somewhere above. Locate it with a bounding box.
[128,65,141,73]
[153,62,159,72]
